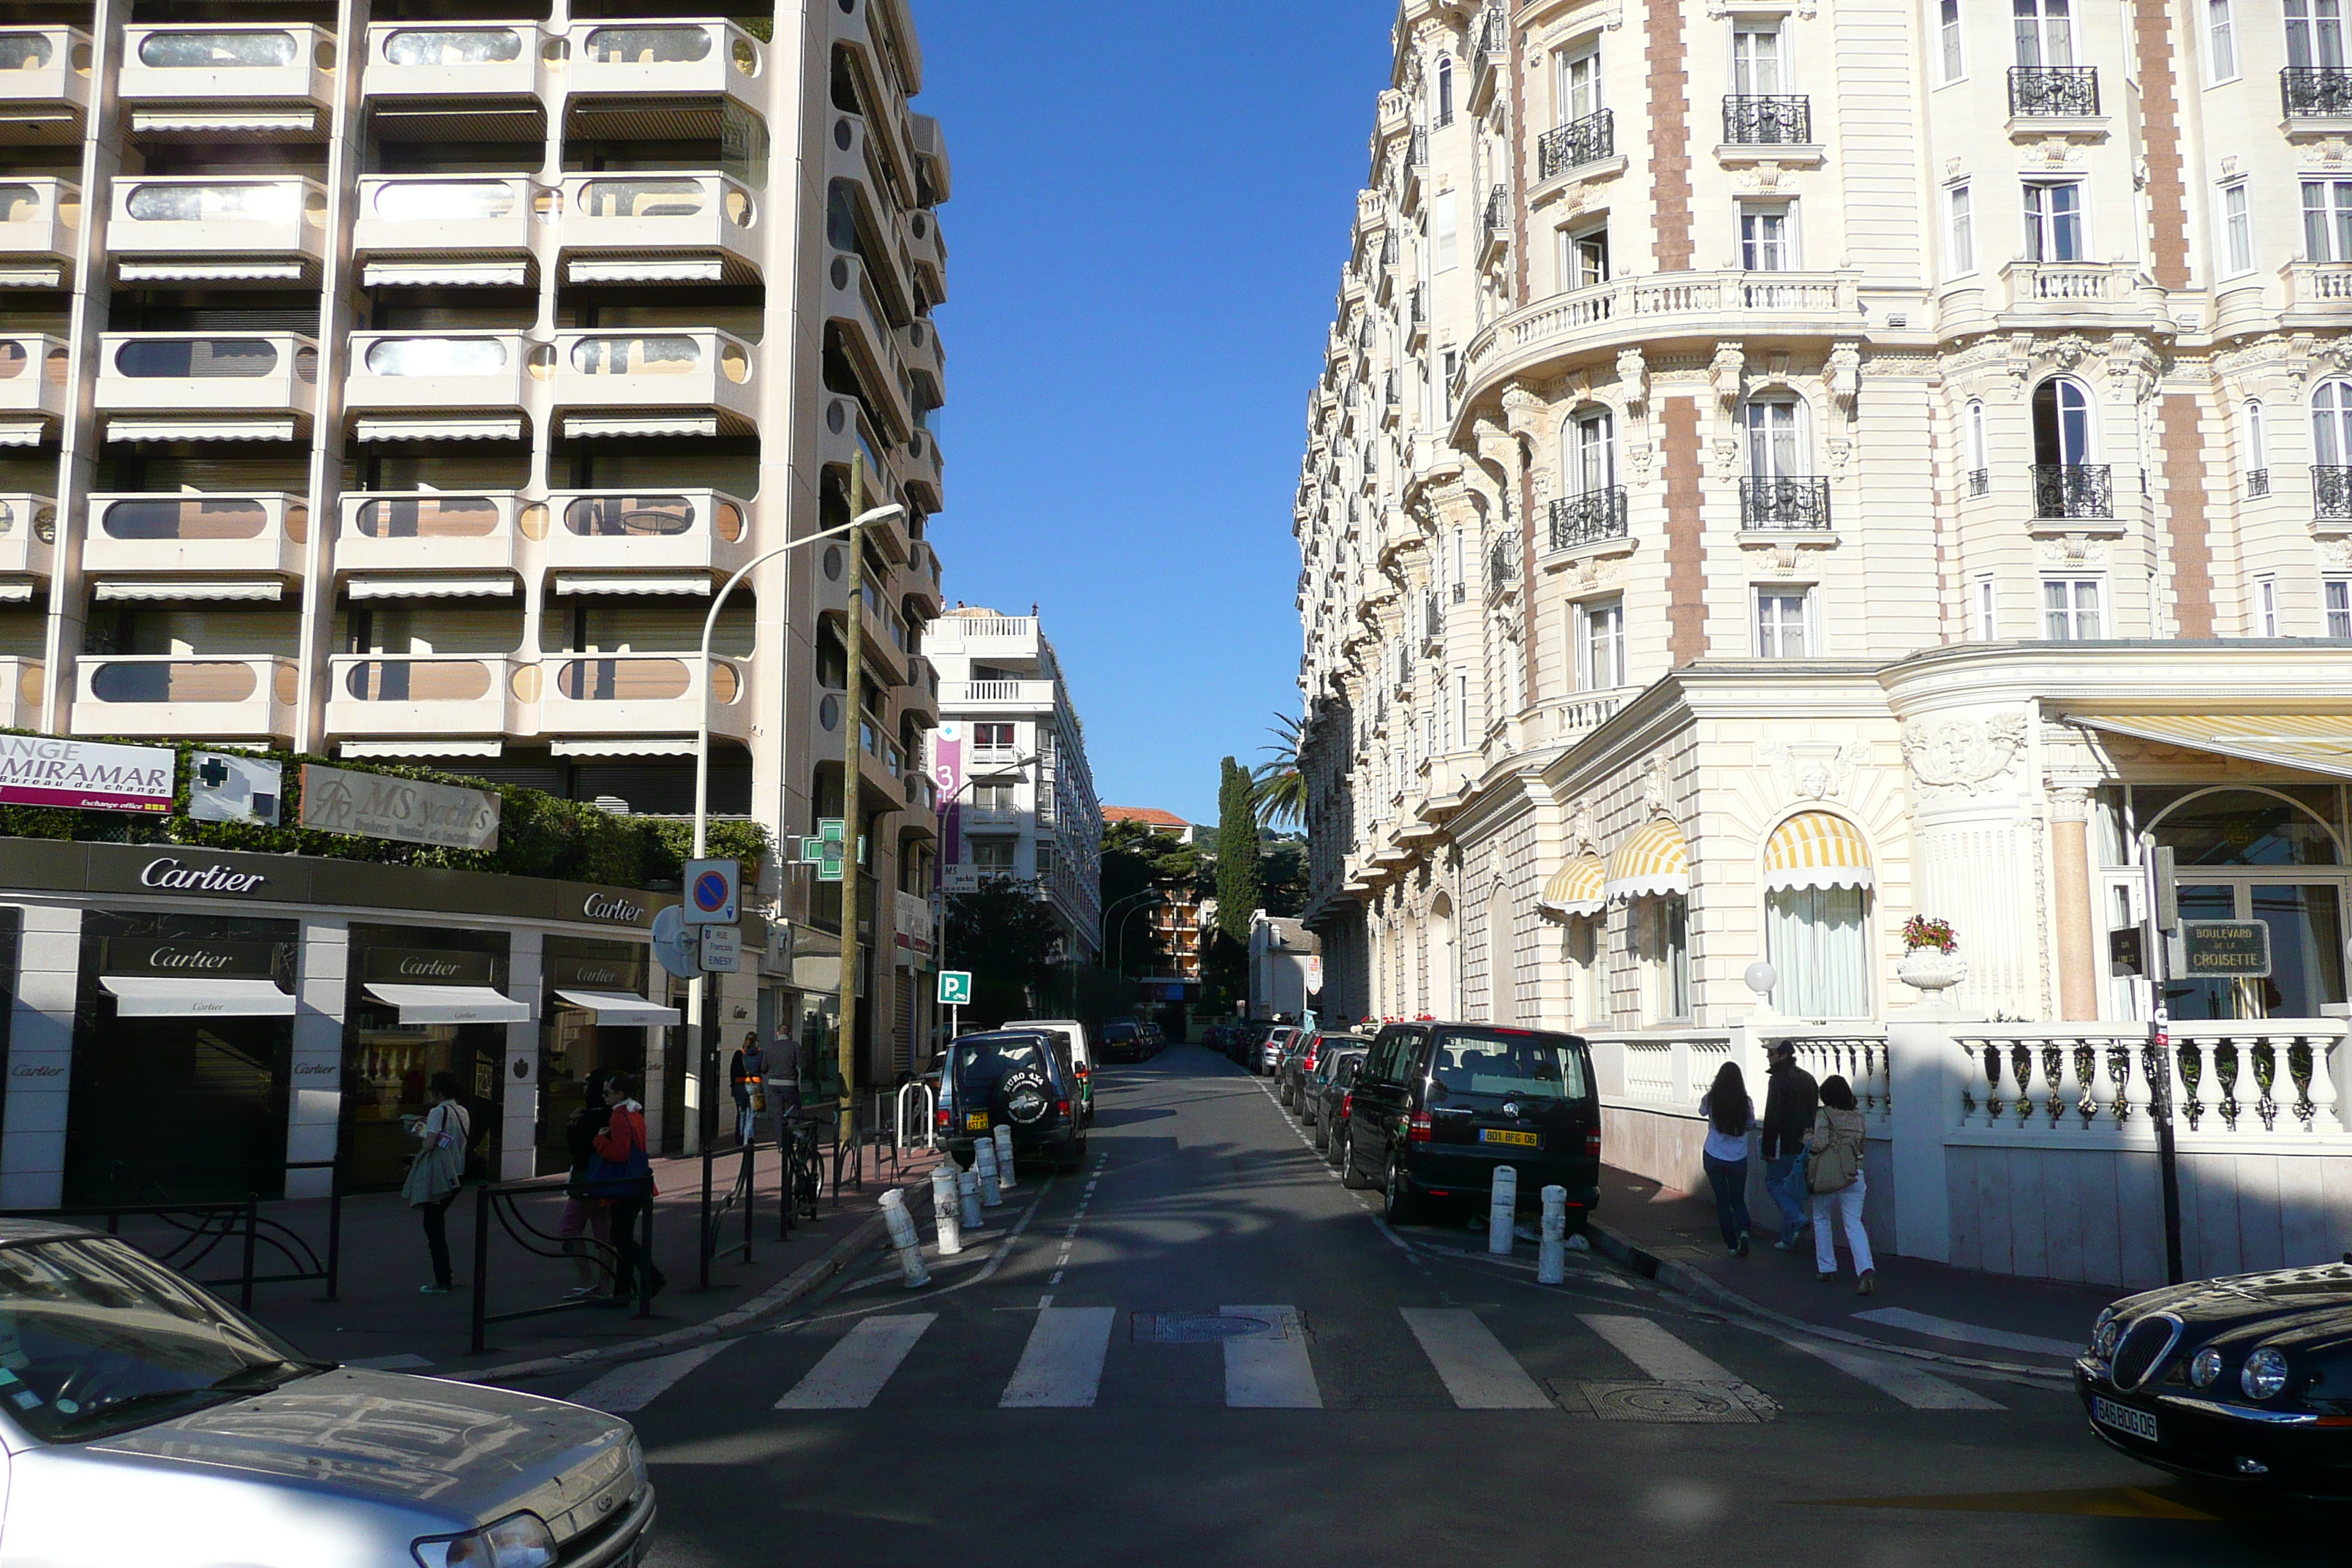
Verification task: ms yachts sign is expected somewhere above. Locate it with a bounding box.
[299,764,501,851]
[0,736,174,814]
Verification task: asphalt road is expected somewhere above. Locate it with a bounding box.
[549,1044,2344,1565]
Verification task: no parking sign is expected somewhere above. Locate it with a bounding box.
[682,859,739,925]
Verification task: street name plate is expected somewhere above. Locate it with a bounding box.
[2180,920,2271,979]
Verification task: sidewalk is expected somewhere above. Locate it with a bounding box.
[1589,1164,2109,1376]
[126,1141,940,1384]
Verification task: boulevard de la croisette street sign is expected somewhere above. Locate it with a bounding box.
[2178,919,2272,980]
[938,970,973,1007]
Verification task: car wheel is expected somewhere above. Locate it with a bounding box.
[1383,1153,1419,1226]
[1338,1127,1371,1188]
[1312,1117,1329,1152]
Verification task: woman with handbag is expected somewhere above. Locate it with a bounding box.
[402,1071,470,1294]
[587,1073,666,1305]
[1804,1074,1874,1294]
[729,1033,767,1146]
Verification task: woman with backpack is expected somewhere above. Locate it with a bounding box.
[402,1071,471,1294]
[1697,1060,1755,1257]
[1806,1074,1874,1294]
[588,1073,666,1305]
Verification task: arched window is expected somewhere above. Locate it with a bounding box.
[1744,396,1804,478]
[2244,398,2270,496]
[1761,812,1875,1018]
[2146,787,2347,1021]
[1566,407,1614,494]
[1965,399,1989,494]
[2313,380,2352,469]
[2032,377,2095,466]
[1436,56,1455,125]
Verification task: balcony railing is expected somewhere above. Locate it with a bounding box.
[553,328,756,428]
[2283,66,2352,119]
[0,29,92,113]
[562,171,758,273]
[0,657,40,730]
[1482,185,1509,238]
[83,492,308,576]
[363,23,540,96]
[110,177,325,264]
[95,333,317,421]
[1548,487,1629,550]
[540,655,745,737]
[1722,94,1810,144]
[0,179,78,270]
[1950,1023,2347,1140]
[566,19,763,102]
[1967,468,1991,497]
[2008,65,2098,117]
[0,494,54,584]
[327,655,510,739]
[1487,538,1517,594]
[346,332,525,412]
[1537,110,1613,178]
[1740,477,1831,531]
[2032,463,2114,520]
[337,491,522,575]
[354,176,536,265]
[547,490,748,578]
[2317,466,2352,522]
[1424,592,1441,638]
[0,335,68,418]
[2247,468,2272,500]
[74,655,298,741]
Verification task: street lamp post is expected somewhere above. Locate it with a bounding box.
[1101,886,1162,977]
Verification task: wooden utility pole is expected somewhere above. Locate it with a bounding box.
[837,453,867,1116]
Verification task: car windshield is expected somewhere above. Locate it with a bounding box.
[0,1235,325,1444]
[952,1037,1044,1094]
[1428,1029,1588,1101]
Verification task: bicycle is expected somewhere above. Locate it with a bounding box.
[785,1116,824,1223]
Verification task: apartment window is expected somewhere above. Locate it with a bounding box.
[1947,182,1975,276]
[1654,894,1691,1022]
[973,721,1016,750]
[1564,224,1610,290]
[1970,574,1999,641]
[1966,399,1990,491]
[1438,348,1459,421]
[2024,181,2085,262]
[2014,0,2075,67]
[2315,380,2352,465]
[1458,671,1470,734]
[2327,578,2352,638]
[2207,0,2238,80]
[1731,25,1783,94]
[1568,407,1615,494]
[1036,842,1055,878]
[1579,598,1627,690]
[1433,191,1460,272]
[2033,377,2096,466]
[2258,577,2282,638]
[1755,589,1811,657]
[1562,46,1602,121]
[1436,55,1455,127]
[2303,179,2352,260]
[1940,0,1965,82]
[1739,203,1793,271]
[1745,397,1803,478]
[2043,578,2104,640]
[970,837,1016,872]
[1768,882,1871,1018]
[970,780,1016,810]
[2220,181,2253,276]
[2289,0,2347,69]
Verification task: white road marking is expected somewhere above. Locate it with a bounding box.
[1579,1314,1740,1384]
[1399,1307,1553,1409]
[1000,1306,1117,1408]
[1852,1307,2081,1358]
[570,1343,732,1414]
[1775,1332,2007,1410]
[1221,1304,1322,1408]
[776,1314,935,1410]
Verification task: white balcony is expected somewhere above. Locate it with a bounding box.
[825,252,912,434]
[544,489,750,585]
[941,679,1055,709]
[0,29,92,120]
[73,655,299,742]
[96,334,318,439]
[82,493,309,580]
[336,491,525,578]
[929,613,1039,663]
[344,332,527,417]
[362,23,543,99]
[558,172,760,283]
[118,26,339,135]
[0,657,41,728]
[0,336,68,426]
[353,176,539,287]
[0,494,54,596]
[325,655,515,741]
[551,329,755,438]
[1994,260,2163,326]
[0,180,78,286]
[565,20,762,109]
[534,653,747,742]
[108,177,328,282]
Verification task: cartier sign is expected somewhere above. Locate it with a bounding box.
[361,948,496,988]
[139,857,269,895]
[103,939,282,980]
[579,893,647,924]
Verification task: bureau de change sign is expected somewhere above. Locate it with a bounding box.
[299,764,501,851]
[2179,920,2272,980]
[0,736,175,813]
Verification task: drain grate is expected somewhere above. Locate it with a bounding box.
[1131,1312,1281,1344]
[1552,1379,1779,1423]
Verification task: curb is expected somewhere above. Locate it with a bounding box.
[1587,1219,2076,1387]
[463,1166,931,1384]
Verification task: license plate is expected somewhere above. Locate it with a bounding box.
[2092,1395,2158,1443]
[1480,1128,1540,1147]
[965,1112,990,1131]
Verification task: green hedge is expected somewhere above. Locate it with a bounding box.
[0,733,768,891]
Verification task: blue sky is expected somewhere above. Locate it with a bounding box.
[911,1,1395,826]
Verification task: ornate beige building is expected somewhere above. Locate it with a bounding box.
[1297,0,2352,1040]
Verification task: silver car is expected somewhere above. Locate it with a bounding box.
[0,1219,655,1568]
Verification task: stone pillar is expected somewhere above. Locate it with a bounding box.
[503,930,542,1181]
[1,904,80,1209]
[287,919,347,1201]
[1886,998,1970,1264]
[2049,788,2100,1022]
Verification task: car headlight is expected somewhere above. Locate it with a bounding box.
[2190,1346,2224,1388]
[2091,1308,2120,1360]
[2242,1347,2291,1402]
[412,1512,559,1568]
[627,1435,649,1498]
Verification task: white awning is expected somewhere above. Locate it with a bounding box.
[93,579,283,602]
[108,418,297,443]
[549,737,698,758]
[563,415,718,440]
[340,739,504,759]
[132,110,318,133]
[0,267,62,288]
[353,417,524,442]
[102,976,295,1018]
[118,262,305,283]
[0,421,41,447]
[345,575,514,600]
[568,259,723,284]
[363,983,533,1024]
[363,262,529,288]
[553,573,709,596]
[553,990,680,1026]
[0,581,34,603]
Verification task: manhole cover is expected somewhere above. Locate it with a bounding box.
[1131,1313,1275,1344]
[1555,1380,1775,1423]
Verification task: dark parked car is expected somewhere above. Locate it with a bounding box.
[1226,1021,1270,1068]
[937,1030,1088,1173]
[1098,1017,1145,1063]
[1278,1030,1341,1109]
[1305,1046,1368,1148]
[1336,1021,1600,1228]
[2076,1263,2352,1496]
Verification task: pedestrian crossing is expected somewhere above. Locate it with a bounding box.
[566,1301,2011,1419]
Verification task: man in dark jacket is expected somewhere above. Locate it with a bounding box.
[1760,1043,1819,1249]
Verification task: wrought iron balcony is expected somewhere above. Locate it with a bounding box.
[2008,66,2099,118]
[1549,488,1629,550]
[1538,110,1614,178]
[1425,592,1442,638]
[2032,463,2114,520]
[1967,469,1991,498]
[1722,95,1810,145]
[1384,371,1398,407]
[2247,468,2271,500]
[1488,538,1517,593]
[1484,186,1509,238]
[1740,477,1831,531]
[2283,66,2352,119]
[1410,284,1426,323]
[1381,232,1398,265]
[2318,465,2352,522]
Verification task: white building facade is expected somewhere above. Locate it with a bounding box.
[1296,0,2352,1284]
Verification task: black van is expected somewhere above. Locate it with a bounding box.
[1335,1022,1599,1227]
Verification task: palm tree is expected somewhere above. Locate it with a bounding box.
[1248,713,1306,832]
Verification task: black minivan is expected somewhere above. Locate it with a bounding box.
[936,1030,1089,1174]
[1336,1022,1600,1228]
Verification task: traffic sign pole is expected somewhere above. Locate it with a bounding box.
[2141,834,2185,1286]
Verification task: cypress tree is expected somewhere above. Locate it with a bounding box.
[1215,755,1260,944]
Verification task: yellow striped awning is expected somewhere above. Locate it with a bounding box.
[1539,853,1607,917]
[2065,713,2352,782]
[1604,818,1689,902]
[1762,811,1875,892]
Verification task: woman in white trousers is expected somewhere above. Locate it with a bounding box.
[1805,1074,1874,1294]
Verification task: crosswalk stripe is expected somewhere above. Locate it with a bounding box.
[1776,1333,2006,1411]
[1001,1307,1117,1408]
[1579,1314,1741,1384]
[777,1314,935,1410]
[1398,1308,1553,1409]
[568,1343,732,1414]
[1221,1304,1321,1409]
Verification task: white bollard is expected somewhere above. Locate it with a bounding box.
[957,1168,984,1230]
[879,1188,931,1287]
[974,1137,1004,1207]
[932,1164,964,1256]
[993,1125,1018,1191]
[1538,1185,1567,1284]
[1488,1165,1518,1255]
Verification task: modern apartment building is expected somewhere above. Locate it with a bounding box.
[1101,804,1207,990]
[931,608,1103,971]
[1297,0,2352,1039]
[0,0,949,1098]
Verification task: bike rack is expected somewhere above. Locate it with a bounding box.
[895,1080,938,1151]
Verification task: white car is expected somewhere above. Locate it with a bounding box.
[1004,1019,1094,1126]
[1259,1025,1298,1075]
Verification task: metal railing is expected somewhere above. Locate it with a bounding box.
[1409,128,1428,166]
[697,1137,783,1288]
[2317,464,2352,521]
[2031,462,2114,520]
[1425,592,1442,638]
[2008,64,2098,117]
[467,1174,647,1354]
[1538,110,1613,178]
[894,1079,938,1150]
[2247,467,2271,499]
[1722,94,1810,144]
[1483,185,1509,238]
[1950,1024,2346,1138]
[1488,538,1517,593]
[1549,487,1629,550]
[1,1166,342,1311]
[2283,65,2352,119]
[1967,468,1991,498]
[1740,476,1832,531]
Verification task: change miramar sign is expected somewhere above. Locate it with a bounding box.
[0,736,176,814]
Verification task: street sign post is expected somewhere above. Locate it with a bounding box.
[651,905,699,981]
[2141,834,2185,1286]
[938,969,972,1040]
[682,858,739,925]
[2178,920,2272,980]
[699,924,742,973]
